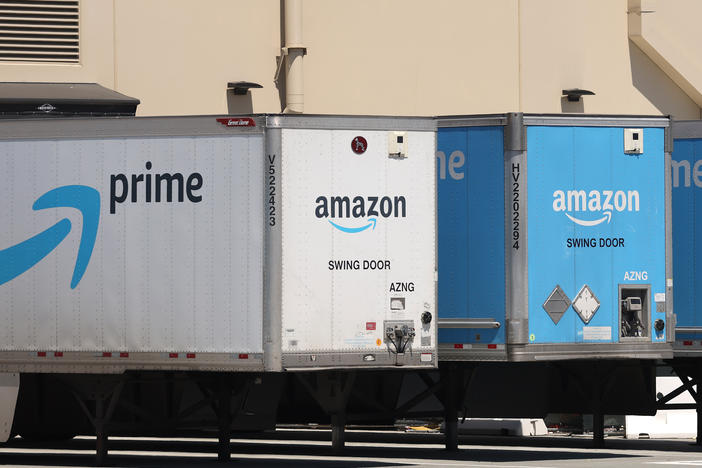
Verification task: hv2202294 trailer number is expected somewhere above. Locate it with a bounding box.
[512,163,521,250]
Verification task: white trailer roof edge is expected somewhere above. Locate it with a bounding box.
[0,114,436,141]
[671,120,702,139]
[0,115,265,140]
[265,114,435,131]
[437,113,670,128]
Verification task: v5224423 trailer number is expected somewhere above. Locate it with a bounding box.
[512,163,520,250]
[267,154,277,226]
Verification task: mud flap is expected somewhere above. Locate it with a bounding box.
[0,373,19,442]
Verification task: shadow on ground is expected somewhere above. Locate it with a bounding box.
[0,429,672,468]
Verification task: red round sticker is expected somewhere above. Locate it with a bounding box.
[351,136,367,154]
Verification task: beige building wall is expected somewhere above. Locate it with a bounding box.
[628,0,702,112]
[113,0,281,116]
[520,0,699,118]
[0,0,699,119]
[301,0,519,115]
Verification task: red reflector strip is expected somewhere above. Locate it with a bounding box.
[119,352,129,358]
[54,351,63,357]
[186,353,195,359]
[102,352,112,358]
[216,117,256,127]
[238,353,249,359]
[684,340,693,346]
[453,344,463,349]
[169,353,178,358]
[37,351,46,357]
[488,344,498,349]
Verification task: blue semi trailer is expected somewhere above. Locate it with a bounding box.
[437,114,673,361]
[662,120,702,445]
[671,121,702,355]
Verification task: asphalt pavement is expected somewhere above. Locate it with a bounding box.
[1,429,702,467]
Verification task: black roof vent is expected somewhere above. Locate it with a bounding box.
[227,81,262,95]
[562,88,595,102]
[0,82,140,118]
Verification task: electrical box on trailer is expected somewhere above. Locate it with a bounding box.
[388,131,407,158]
[624,128,644,154]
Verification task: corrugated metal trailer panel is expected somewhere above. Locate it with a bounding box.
[0,114,438,373]
[277,127,436,367]
[0,116,265,372]
[436,114,673,362]
[671,121,702,356]
[436,123,506,360]
[267,115,437,369]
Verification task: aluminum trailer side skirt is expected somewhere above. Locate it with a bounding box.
[508,342,672,361]
[0,351,264,374]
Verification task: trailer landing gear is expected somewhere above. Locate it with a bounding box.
[296,371,356,453]
[659,362,702,445]
[442,364,458,451]
[592,411,605,448]
[64,376,124,466]
[217,378,232,461]
[440,363,473,452]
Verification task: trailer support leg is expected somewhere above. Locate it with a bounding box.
[64,378,124,467]
[331,412,346,454]
[295,371,356,453]
[593,411,604,448]
[667,363,702,445]
[444,369,458,452]
[95,397,108,466]
[588,362,613,449]
[217,380,232,461]
[444,399,458,451]
[442,364,458,451]
[96,381,124,466]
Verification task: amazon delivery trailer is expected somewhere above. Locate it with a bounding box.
[436,114,673,362]
[652,120,702,443]
[671,120,702,355]
[0,114,437,452]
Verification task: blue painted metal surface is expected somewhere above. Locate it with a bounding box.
[671,138,702,341]
[0,184,100,289]
[527,126,667,344]
[437,126,505,346]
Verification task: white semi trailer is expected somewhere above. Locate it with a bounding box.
[0,114,437,461]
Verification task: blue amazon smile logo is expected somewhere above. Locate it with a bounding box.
[328,218,377,233]
[0,185,100,289]
[314,194,407,233]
